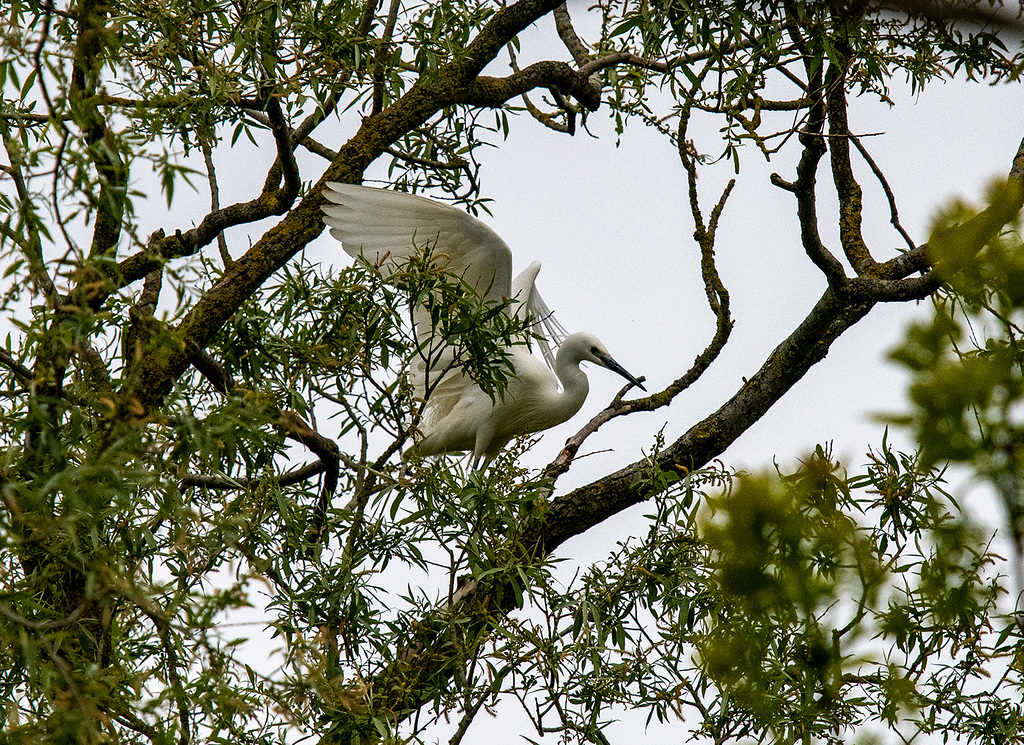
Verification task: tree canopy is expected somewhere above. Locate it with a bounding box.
[2,0,1024,743]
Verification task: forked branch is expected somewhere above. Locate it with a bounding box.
[545,103,733,483]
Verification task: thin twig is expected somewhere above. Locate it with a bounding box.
[180,459,330,491]
[373,0,403,115]
[850,134,917,252]
[201,139,232,266]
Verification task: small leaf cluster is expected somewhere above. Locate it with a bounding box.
[891,180,1024,477]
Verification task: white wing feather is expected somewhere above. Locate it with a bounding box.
[323,182,513,304]
[510,261,567,370]
[321,183,569,426]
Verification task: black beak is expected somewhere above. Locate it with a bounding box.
[597,352,647,392]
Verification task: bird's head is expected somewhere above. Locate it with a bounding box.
[564,332,647,392]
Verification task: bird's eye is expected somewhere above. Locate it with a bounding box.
[590,346,599,355]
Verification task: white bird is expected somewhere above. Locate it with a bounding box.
[322,183,645,467]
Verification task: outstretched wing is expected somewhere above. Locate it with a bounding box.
[322,182,513,305]
[510,261,568,371]
[322,183,570,436]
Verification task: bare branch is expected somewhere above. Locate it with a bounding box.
[507,43,576,133]
[791,66,848,286]
[386,147,469,170]
[373,0,403,115]
[850,134,916,252]
[262,95,301,208]
[201,139,232,267]
[577,41,751,78]
[878,135,1024,282]
[826,58,877,276]
[180,460,330,491]
[553,4,591,67]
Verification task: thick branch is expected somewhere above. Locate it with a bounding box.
[553,4,591,67]
[107,178,306,293]
[460,61,602,112]
[535,134,1024,559]
[0,349,33,386]
[261,95,302,211]
[537,286,874,552]
[789,64,847,286]
[826,57,877,276]
[448,0,570,82]
[69,0,126,263]
[363,282,885,727]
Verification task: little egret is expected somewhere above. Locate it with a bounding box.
[322,183,645,466]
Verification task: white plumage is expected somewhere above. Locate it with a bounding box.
[322,182,645,467]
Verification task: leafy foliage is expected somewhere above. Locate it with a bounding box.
[1,0,1023,743]
[460,445,1018,745]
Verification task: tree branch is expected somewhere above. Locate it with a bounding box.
[373,0,403,115]
[355,132,1024,732]
[1,124,57,304]
[69,0,126,263]
[0,348,33,387]
[825,54,877,276]
[877,135,1024,282]
[460,61,602,112]
[260,94,302,210]
[277,410,341,542]
[187,345,235,395]
[124,267,163,375]
[201,138,232,267]
[850,134,917,253]
[789,64,847,286]
[180,460,330,491]
[553,4,591,67]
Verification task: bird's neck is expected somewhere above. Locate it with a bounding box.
[549,350,590,425]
